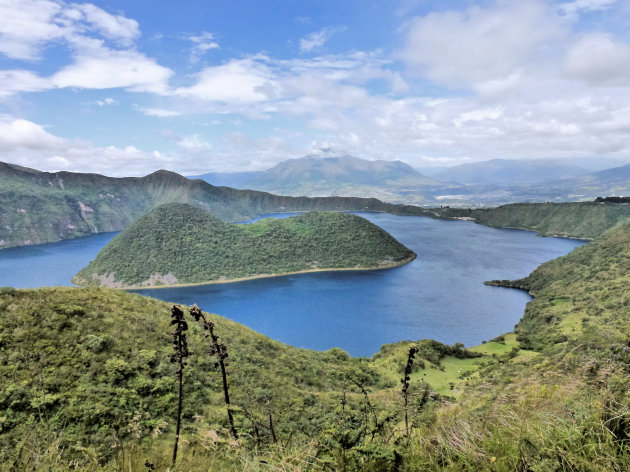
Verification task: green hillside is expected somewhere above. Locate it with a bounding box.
[429,201,630,240]
[501,218,630,350]
[472,201,630,239]
[73,204,416,288]
[5,214,630,470]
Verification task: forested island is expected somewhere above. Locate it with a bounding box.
[72,203,416,288]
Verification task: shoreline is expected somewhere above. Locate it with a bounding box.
[76,254,417,291]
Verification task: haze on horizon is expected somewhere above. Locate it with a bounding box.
[1,0,629,177]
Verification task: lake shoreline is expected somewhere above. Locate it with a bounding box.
[75,254,418,291]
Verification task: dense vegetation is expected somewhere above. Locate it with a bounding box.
[472,201,630,239]
[502,218,630,350]
[430,201,630,239]
[73,204,415,288]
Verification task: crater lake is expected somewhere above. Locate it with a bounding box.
[0,213,583,356]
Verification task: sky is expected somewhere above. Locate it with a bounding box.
[1,0,630,176]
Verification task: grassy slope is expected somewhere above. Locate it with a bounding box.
[509,219,630,351]
[0,286,495,471]
[471,201,630,239]
[73,204,415,288]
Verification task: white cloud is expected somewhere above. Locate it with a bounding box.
[75,3,139,45]
[136,107,182,117]
[453,107,503,128]
[0,0,139,60]
[0,70,50,97]
[0,116,187,176]
[174,57,276,103]
[96,97,117,106]
[176,134,213,152]
[0,0,173,96]
[400,1,564,89]
[299,26,345,53]
[0,118,65,150]
[51,47,173,93]
[558,0,618,16]
[0,0,65,60]
[186,31,219,63]
[564,33,630,86]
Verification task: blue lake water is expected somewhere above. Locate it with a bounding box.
[0,213,583,357]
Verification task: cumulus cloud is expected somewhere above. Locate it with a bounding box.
[299,26,345,53]
[0,0,67,60]
[0,0,173,96]
[0,118,66,150]
[0,0,139,60]
[51,46,173,93]
[564,33,630,86]
[0,116,191,176]
[174,57,277,103]
[399,1,564,89]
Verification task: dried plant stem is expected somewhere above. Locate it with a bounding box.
[190,305,238,439]
[401,346,419,440]
[170,305,190,467]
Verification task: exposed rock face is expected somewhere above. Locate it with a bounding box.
[83,271,179,288]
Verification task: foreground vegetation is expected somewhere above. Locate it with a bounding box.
[1,286,511,471]
[73,204,415,288]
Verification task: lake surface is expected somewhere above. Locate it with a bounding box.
[0,213,583,357]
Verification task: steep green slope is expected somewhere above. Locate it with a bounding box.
[497,219,630,351]
[0,161,435,250]
[73,204,416,288]
[427,201,630,239]
[472,202,630,239]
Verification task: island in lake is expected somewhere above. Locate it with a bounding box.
[72,203,416,288]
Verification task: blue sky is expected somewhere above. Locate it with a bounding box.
[1,0,630,175]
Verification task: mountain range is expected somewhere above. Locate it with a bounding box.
[193,155,630,206]
[193,155,438,204]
